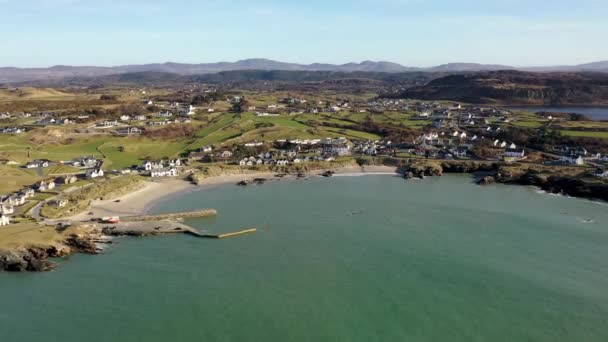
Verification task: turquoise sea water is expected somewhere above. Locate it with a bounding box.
[1,175,608,342]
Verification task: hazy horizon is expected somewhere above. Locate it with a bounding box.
[1,58,607,70]
[1,0,607,68]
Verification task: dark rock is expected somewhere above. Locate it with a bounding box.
[236,180,249,186]
[321,171,335,177]
[477,176,496,185]
[66,234,99,254]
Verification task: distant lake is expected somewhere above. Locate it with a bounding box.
[506,106,608,120]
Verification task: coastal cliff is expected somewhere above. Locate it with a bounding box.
[402,159,608,202]
[0,224,103,272]
[495,165,608,201]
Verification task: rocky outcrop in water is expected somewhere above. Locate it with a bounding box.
[403,160,497,179]
[402,159,608,201]
[477,176,496,185]
[496,167,608,201]
[0,226,102,272]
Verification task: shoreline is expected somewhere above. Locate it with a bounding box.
[71,165,399,220]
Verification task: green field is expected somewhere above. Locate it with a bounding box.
[559,130,608,139]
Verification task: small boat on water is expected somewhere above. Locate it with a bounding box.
[101,216,120,224]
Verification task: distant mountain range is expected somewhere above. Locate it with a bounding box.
[1,58,607,83]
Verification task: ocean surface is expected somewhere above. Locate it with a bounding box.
[507,106,608,120]
[2,175,608,342]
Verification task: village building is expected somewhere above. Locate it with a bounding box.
[180,104,196,116]
[99,120,119,127]
[86,169,105,179]
[150,168,178,178]
[321,138,351,156]
[50,199,68,207]
[0,204,15,215]
[142,161,165,171]
[0,214,10,227]
[21,188,35,198]
[71,157,97,168]
[563,156,585,165]
[56,175,78,185]
[595,170,608,178]
[26,159,50,168]
[36,181,49,192]
[116,126,142,136]
[220,151,233,159]
[156,111,173,118]
[504,149,526,162]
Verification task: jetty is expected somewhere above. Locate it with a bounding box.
[120,209,217,222]
[190,228,257,239]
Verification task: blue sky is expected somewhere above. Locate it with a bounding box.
[0,0,606,67]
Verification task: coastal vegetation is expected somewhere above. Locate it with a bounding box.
[39,176,146,219]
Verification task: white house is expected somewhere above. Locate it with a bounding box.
[26,160,49,168]
[564,156,585,165]
[142,161,164,171]
[595,170,608,178]
[36,181,49,192]
[180,104,196,116]
[100,120,118,127]
[0,214,10,227]
[51,199,68,207]
[150,168,178,178]
[156,111,173,118]
[321,138,351,156]
[0,205,14,215]
[220,151,233,159]
[86,169,104,179]
[3,194,25,207]
[504,149,526,159]
[168,159,182,168]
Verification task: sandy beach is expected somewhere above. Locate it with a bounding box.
[67,165,400,221]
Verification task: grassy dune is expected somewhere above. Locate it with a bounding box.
[40,176,146,219]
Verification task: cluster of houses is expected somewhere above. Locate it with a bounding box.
[1,188,35,226]
[186,137,356,167]
[140,160,181,178]
[352,140,394,156]
[0,174,79,227]
[236,150,337,167]
[1,127,27,134]
[147,117,192,126]
[35,117,73,126]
